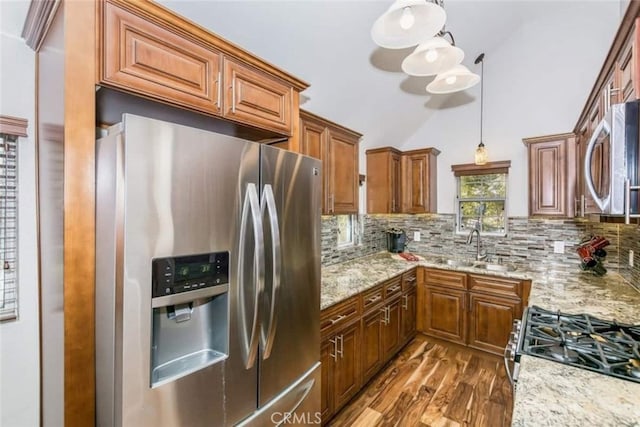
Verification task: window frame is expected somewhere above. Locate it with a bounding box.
[452,161,511,237]
[0,115,27,322]
[336,214,355,248]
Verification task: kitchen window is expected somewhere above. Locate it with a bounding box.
[452,161,510,236]
[336,214,359,247]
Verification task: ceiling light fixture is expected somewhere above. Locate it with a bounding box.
[371,0,446,49]
[425,64,479,94]
[402,31,464,77]
[474,53,488,165]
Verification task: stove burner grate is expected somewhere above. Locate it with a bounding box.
[520,306,640,384]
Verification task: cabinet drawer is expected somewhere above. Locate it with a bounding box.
[468,274,522,299]
[320,296,360,338]
[402,268,417,291]
[384,276,403,300]
[361,284,384,313]
[424,269,467,290]
[102,1,222,115]
[224,57,292,135]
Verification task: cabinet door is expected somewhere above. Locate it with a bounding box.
[361,310,383,383]
[404,153,428,213]
[528,139,567,216]
[618,29,636,103]
[423,286,467,345]
[401,288,417,344]
[320,338,334,422]
[468,293,521,355]
[382,298,402,360]
[333,322,361,411]
[391,153,402,213]
[223,57,292,135]
[300,116,325,161]
[326,130,359,214]
[102,1,222,115]
[402,150,438,213]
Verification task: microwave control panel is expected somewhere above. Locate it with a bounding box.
[152,252,229,298]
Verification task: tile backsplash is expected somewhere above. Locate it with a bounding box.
[321,214,639,288]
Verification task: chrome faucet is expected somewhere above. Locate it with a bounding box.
[466,225,487,261]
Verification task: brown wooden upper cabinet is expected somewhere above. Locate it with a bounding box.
[365,147,439,214]
[299,110,361,215]
[523,133,576,217]
[365,147,402,213]
[100,0,306,136]
[402,148,440,214]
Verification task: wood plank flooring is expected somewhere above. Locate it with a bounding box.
[328,335,513,427]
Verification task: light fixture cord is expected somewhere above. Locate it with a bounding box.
[474,53,485,145]
[480,58,483,143]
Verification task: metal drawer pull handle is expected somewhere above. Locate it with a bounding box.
[380,307,389,325]
[389,285,401,293]
[406,277,416,283]
[402,295,408,310]
[366,295,382,304]
[330,337,338,361]
[330,314,346,325]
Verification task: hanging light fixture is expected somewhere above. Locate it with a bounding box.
[474,53,488,165]
[401,30,464,77]
[425,64,479,94]
[371,0,446,49]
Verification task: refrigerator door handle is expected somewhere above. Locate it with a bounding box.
[239,182,265,370]
[260,184,282,360]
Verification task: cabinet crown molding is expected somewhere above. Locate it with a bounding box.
[22,0,61,51]
[522,132,574,146]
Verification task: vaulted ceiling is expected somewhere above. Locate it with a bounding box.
[158,0,624,148]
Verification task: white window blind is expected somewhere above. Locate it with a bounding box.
[0,133,18,321]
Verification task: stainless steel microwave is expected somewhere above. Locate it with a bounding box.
[585,101,640,219]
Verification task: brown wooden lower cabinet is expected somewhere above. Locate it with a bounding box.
[423,285,467,345]
[418,267,530,356]
[382,296,402,358]
[400,287,417,343]
[468,292,522,354]
[361,308,384,383]
[321,269,417,425]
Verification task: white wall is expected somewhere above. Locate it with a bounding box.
[398,1,621,215]
[0,1,40,426]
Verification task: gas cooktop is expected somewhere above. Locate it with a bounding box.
[520,306,640,383]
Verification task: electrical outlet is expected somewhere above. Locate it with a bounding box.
[553,241,565,254]
[630,250,635,267]
[413,231,421,242]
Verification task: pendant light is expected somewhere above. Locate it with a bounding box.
[474,53,488,165]
[371,0,446,49]
[402,31,464,77]
[426,64,479,94]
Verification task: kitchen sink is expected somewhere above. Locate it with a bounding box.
[434,258,475,268]
[473,263,517,272]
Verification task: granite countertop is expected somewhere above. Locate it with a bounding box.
[320,251,640,426]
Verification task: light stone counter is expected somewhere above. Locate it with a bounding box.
[512,356,640,427]
[321,251,640,426]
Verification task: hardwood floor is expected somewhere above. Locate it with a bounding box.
[328,334,513,427]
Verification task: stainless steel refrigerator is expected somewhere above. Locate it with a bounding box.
[96,114,321,426]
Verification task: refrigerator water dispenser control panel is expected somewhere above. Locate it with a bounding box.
[152,252,229,298]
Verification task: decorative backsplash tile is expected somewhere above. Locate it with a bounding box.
[321,213,640,289]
